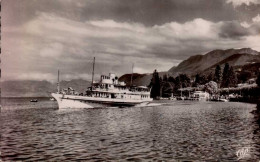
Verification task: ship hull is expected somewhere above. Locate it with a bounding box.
[51,93,152,109]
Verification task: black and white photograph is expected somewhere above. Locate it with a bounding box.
[1,0,260,161]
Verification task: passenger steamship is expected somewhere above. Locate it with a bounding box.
[51,58,153,108]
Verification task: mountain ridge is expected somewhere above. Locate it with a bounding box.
[1,79,91,97]
[168,48,259,75]
[120,48,260,86]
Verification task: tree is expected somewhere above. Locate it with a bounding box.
[150,70,161,98]
[178,74,191,88]
[194,74,200,87]
[221,63,229,87]
[163,74,168,82]
[256,73,260,87]
[200,75,207,85]
[161,82,174,97]
[168,76,175,83]
[205,81,218,95]
[174,76,181,91]
[194,73,208,87]
[207,72,214,82]
[227,66,237,87]
[237,71,252,83]
[214,65,222,85]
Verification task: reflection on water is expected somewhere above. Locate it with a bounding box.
[0,98,259,161]
[251,103,260,160]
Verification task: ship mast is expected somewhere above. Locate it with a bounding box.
[91,57,95,89]
[130,63,134,86]
[57,70,60,93]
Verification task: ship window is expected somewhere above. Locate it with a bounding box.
[111,94,115,98]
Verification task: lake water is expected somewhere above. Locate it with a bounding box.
[1,98,260,161]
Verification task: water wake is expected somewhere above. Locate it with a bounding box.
[134,103,162,108]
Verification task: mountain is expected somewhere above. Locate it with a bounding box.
[1,79,91,97]
[204,53,260,73]
[119,73,152,86]
[168,48,260,75]
[1,80,55,97]
[59,79,91,93]
[119,48,260,86]
[119,72,168,86]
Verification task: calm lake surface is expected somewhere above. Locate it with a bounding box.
[1,98,260,161]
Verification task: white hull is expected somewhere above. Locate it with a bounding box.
[51,93,152,109]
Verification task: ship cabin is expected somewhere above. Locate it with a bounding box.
[86,73,151,100]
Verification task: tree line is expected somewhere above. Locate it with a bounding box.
[149,63,260,99]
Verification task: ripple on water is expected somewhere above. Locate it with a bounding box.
[0,99,259,161]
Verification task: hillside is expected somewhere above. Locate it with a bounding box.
[1,80,55,97]
[119,72,168,86]
[204,53,260,74]
[119,73,152,86]
[168,48,260,76]
[1,79,91,97]
[120,48,260,86]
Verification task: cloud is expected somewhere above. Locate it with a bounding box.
[240,14,260,28]
[218,21,251,38]
[5,73,57,81]
[252,14,260,22]
[39,43,64,58]
[89,19,146,33]
[226,0,260,7]
[154,18,218,40]
[3,12,260,81]
[5,0,254,27]
[240,21,251,28]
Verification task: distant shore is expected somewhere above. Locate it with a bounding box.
[1,96,51,99]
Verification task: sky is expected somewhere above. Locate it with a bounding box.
[2,0,260,82]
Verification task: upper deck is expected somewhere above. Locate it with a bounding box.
[89,73,150,95]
